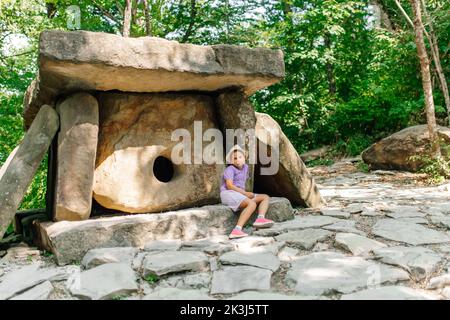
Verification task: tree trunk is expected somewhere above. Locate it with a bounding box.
[182,0,197,43]
[420,0,450,126]
[409,0,440,157]
[122,0,132,37]
[324,33,336,96]
[143,0,152,36]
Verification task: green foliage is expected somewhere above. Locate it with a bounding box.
[409,154,450,184]
[357,161,370,173]
[144,274,159,284]
[305,158,334,167]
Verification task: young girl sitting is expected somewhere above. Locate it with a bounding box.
[220,144,274,239]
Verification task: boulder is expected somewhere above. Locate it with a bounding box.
[93,92,224,213]
[54,92,99,221]
[254,112,325,208]
[24,30,284,129]
[362,125,450,171]
[0,105,59,238]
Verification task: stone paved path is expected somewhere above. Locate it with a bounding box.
[1,159,449,300]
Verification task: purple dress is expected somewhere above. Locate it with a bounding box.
[220,164,257,212]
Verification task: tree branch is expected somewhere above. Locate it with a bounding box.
[182,0,197,43]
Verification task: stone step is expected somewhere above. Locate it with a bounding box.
[33,197,294,265]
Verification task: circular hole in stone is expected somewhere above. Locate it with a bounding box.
[153,156,175,183]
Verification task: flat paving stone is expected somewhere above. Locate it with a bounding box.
[285,251,409,296]
[275,229,333,250]
[372,219,450,245]
[81,247,138,269]
[335,233,387,256]
[320,208,350,219]
[9,281,54,300]
[227,291,322,300]
[210,266,272,295]
[322,220,365,236]
[373,246,443,280]
[0,264,66,300]
[144,240,182,251]
[158,272,211,290]
[430,216,450,229]
[68,263,138,300]
[219,251,280,272]
[142,251,209,276]
[340,285,441,300]
[253,216,339,236]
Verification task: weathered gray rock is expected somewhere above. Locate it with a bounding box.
[0,105,59,237]
[372,219,450,245]
[210,266,272,295]
[395,217,428,224]
[159,272,211,290]
[143,288,213,300]
[426,274,450,289]
[68,263,138,300]
[362,125,450,171]
[341,286,440,300]
[275,229,332,250]
[181,237,234,255]
[286,252,409,296]
[9,281,54,300]
[54,92,98,221]
[322,220,365,236]
[321,208,350,219]
[219,251,280,272]
[386,206,425,219]
[0,264,66,300]
[254,112,325,208]
[254,215,339,237]
[24,30,284,128]
[430,216,450,229]
[81,247,138,269]
[230,236,275,251]
[144,240,182,251]
[34,204,237,265]
[335,233,387,256]
[142,251,209,276]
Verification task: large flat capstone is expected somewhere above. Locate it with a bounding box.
[23,30,284,128]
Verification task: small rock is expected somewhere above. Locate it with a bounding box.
[10,281,54,300]
[253,216,339,237]
[427,274,450,290]
[210,266,272,295]
[68,263,138,300]
[275,229,332,250]
[231,236,274,251]
[430,216,450,230]
[335,233,386,256]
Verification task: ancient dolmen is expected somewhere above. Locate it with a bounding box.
[1,30,324,264]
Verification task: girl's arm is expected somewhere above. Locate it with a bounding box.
[225,179,254,198]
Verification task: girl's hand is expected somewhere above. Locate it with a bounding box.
[245,192,254,199]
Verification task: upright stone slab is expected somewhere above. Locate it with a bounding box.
[254,112,325,208]
[93,92,224,213]
[0,105,59,238]
[54,92,99,221]
[216,90,257,191]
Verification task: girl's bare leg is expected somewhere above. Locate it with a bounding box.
[253,194,270,216]
[236,198,257,227]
